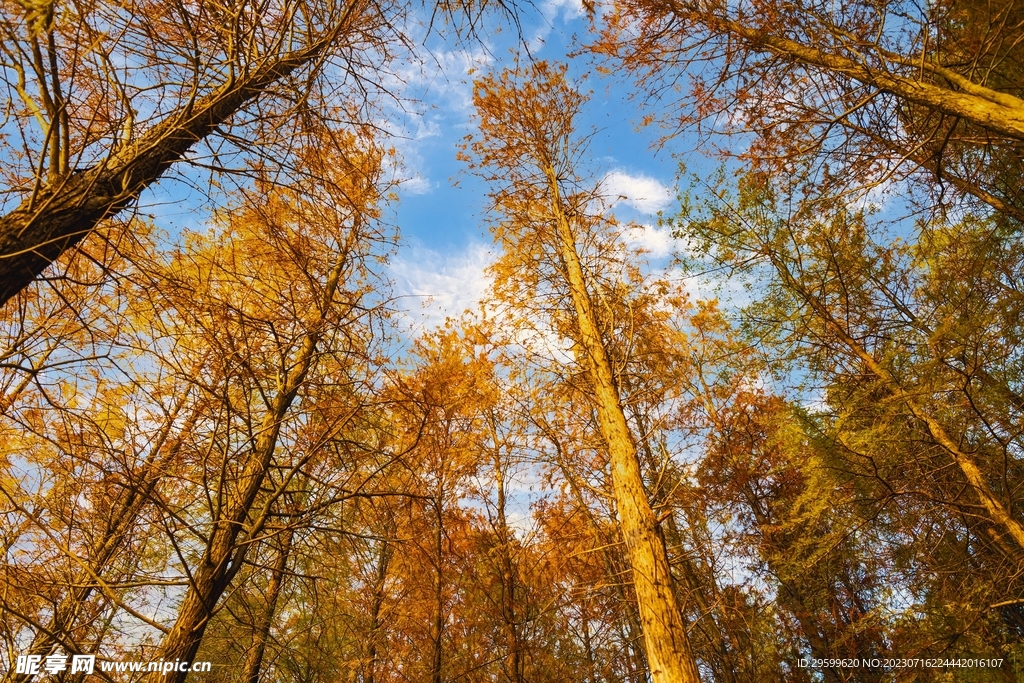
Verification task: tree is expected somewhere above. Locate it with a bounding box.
[679,172,1024,673]
[0,220,217,681]
[594,0,1024,663]
[465,60,702,683]
[386,326,502,683]
[137,133,390,683]
[595,0,1024,223]
[0,128,393,683]
[0,0,508,307]
[700,389,888,683]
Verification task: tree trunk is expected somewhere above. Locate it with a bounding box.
[544,166,702,683]
[142,386,298,683]
[581,612,598,683]
[490,439,525,683]
[631,405,738,683]
[366,531,394,683]
[432,492,445,683]
[549,438,651,679]
[241,527,294,683]
[771,254,1024,556]
[0,29,344,308]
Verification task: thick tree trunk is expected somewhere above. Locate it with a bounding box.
[545,166,702,683]
[0,32,340,308]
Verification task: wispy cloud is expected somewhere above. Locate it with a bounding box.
[379,46,493,197]
[601,171,674,214]
[622,223,677,258]
[390,242,495,330]
[388,46,494,116]
[402,174,434,195]
[529,0,585,50]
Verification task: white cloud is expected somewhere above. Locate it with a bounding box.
[412,116,441,141]
[601,171,674,214]
[388,46,493,116]
[390,243,495,330]
[501,320,575,366]
[376,46,494,198]
[402,174,434,195]
[529,0,585,50]
[378,139,435,196]
[622,223,676,258]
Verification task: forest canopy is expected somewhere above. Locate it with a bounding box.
[2,0,1023,681]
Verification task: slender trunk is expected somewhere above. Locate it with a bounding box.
[696,387,858,683]
[491,441,525,683]
[738,482,841,680]
[630,405,738,683]
[662,514,739,683]
[772,255,1024,555]
[141,233,356,683]
[431,492,445,683]
[241,527,294,683]
[143,386,297,682]
[545,166,701,683]
[549,435,650,679]
[366,530,394,683]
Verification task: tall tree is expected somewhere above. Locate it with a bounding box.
[0,220,216,680]
[0,127,393,683]
[595,0,1024,223]
[387,327,498,683]
[679,171,1024,671]
[0,0,511,306]
[138,132,390,683]
[465,60,702,683]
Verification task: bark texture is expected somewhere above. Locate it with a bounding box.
[0,37,335,308]
[241,527,294,683]
[544,166,702,683]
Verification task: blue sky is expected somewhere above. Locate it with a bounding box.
[385,0,693,331]
[128,0,703,335]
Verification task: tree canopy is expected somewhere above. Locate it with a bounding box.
[3,0,1024,681]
